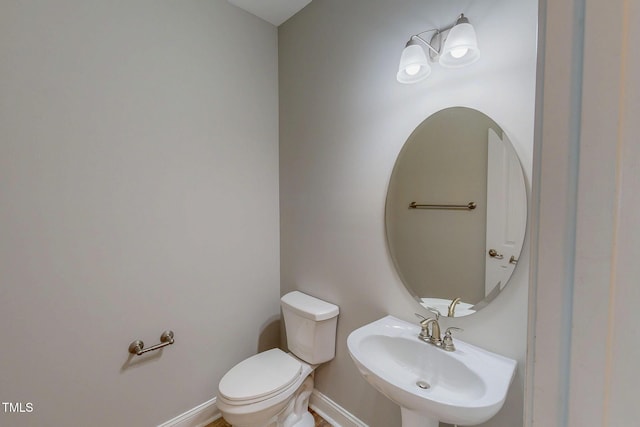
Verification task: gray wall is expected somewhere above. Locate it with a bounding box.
[279,1,537,426]
[0,1,279,426]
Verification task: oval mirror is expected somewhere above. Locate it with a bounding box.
[385,107,527,317]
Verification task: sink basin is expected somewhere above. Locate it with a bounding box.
[347,315,516,427]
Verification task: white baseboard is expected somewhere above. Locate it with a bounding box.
[157,396,221,427]
[158,389,367,427]
[309,389,368,427]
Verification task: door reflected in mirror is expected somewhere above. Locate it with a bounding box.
[385,107,527,317]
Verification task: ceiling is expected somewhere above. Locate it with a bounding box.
[227,0,312,26]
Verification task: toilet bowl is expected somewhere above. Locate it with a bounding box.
[217,291,339,427]
[217,349,314,427]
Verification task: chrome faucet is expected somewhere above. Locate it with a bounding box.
[447,297,462,317]
[425,318,442,345]
[416,308,464,351]
[425,306,443,345]
[415,307,443,346]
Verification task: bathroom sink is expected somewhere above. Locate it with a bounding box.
[347,316,516,427]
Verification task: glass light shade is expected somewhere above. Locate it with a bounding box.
[397,44,431,84]
[439,22,480,68]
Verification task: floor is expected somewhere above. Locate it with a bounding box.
[206,408,332,427]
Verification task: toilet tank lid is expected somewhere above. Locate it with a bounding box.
[281,291,339,321]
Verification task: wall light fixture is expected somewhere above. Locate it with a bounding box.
[397,14,480,84]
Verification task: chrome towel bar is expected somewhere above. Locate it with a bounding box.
[409,201,476,210]
[128,330,174,356]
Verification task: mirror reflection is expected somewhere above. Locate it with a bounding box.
[385,107,527,317]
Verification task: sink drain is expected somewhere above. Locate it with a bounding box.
[416,380,430,390]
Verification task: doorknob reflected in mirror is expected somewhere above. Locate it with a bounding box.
[488,249,504,259]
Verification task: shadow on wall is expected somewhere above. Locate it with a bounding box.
[257,315,282,353]
[120,348,164,373]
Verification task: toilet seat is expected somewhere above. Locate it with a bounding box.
[218,349,302,405]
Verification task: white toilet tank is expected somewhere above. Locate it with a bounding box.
[281,291,339,365]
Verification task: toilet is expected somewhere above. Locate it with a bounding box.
[217,291,339,427]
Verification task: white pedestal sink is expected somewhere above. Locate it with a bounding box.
[347,316,516,427]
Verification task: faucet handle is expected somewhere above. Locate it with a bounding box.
[414,313,432,341]
[442,327,464,352]
[426,306,441,320]
[414,313,429,324]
